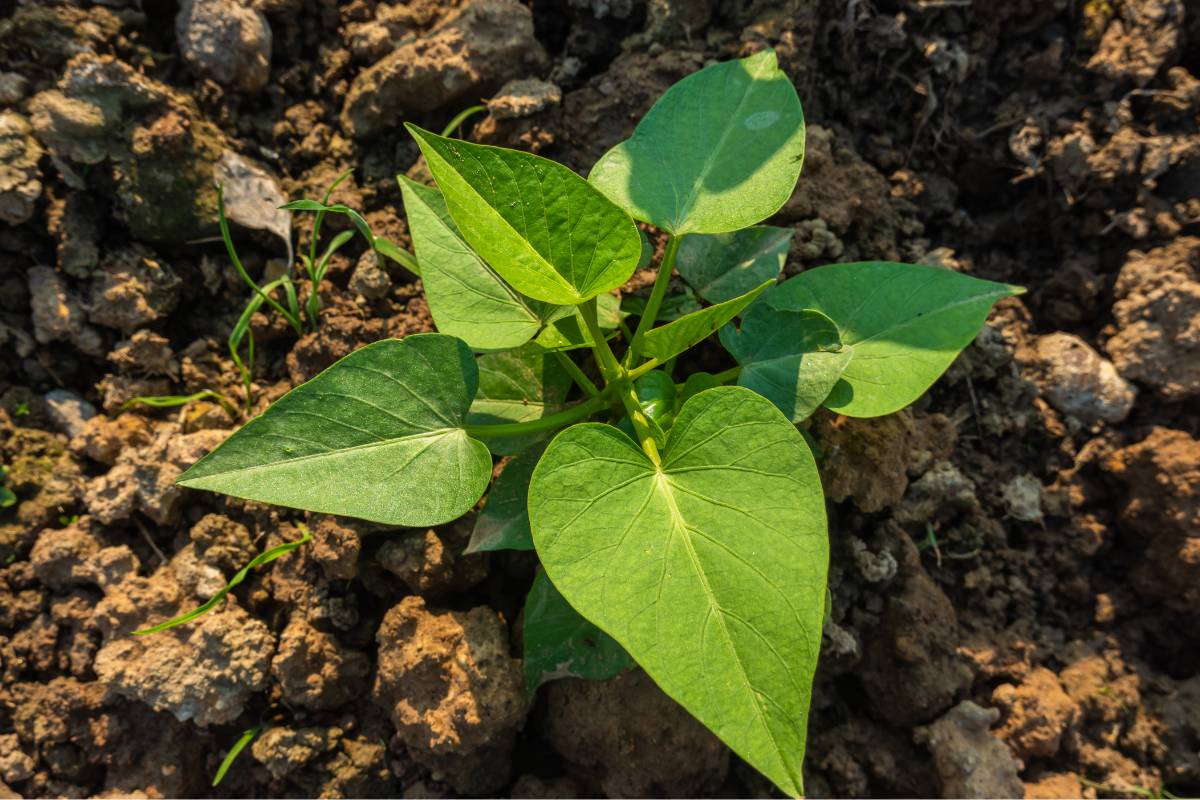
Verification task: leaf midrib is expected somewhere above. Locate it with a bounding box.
[180,428,463,484]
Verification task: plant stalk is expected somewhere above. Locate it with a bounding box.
[463,392,610,438]
[552,351,600,397]
[628,233,681,362]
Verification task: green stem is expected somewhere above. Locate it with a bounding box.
[628,233,680,361]
[627,358,663,381]
[463,392,610,438]
[218,186,303,336]
[440,104,488,138]
[552,351,600,397]
[579,299,661,464]
[712,365,741,384]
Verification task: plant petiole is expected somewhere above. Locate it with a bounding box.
[464,392,611,439]
[627,233,680,363]
[552,351,600,397]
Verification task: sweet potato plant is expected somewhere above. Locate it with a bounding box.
[171,50,1021,795]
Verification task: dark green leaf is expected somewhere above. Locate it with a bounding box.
[764,262,1023,417]
[467,344,573,456]
[523,570,635,694]
[466,451,538,554]
[676,226,791,303]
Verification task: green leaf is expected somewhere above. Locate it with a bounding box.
[136,527,312,635]
[0,485,14,509]
[530,387,827,798]
[675,372,723,410]
[400,177,555,351]
[178,335,492,526]
[466,451,538,554]
[523,570,635,694]
[720,304,851,422]
[677,225,791,304]
[765,262,1023,417]
[639,280,772,363]
[633,371,676,426]
[212,726,261,787]
[588,50,805,235]
[407,125,642,305]
[467,344,572,456]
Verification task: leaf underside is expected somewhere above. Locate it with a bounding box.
[178,335,491,526]
[588,49,806,235]
[530,387,827,798]
[408,125,642,305]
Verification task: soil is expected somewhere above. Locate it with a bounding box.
[1,0,1199,798]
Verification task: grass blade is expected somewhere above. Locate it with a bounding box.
[134,527,312,635]
[124,390,237,417]
[211,725,261,787]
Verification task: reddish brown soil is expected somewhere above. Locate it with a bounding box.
[1,1,1198,798]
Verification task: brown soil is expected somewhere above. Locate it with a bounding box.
[2,0,1199,797]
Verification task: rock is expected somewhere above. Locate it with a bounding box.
[29,53,226,243]
[348,250,391,300]
[69,413,154,465]
[1028,333,1136,424]
[2,425,87,532]
[43,390,96,439]
[371,596,525,795]
[87,246,182,333]
[30,520,138,592]
[249,725,392,796]
[1086,0,1184,87]
[84,424,225,525]
[1106,237,1200,401]
[175,0,272,94]
[487,78,562,120]
[1103,427,1200,612]
[0,734,34,784]
[894,460,979,524]
[93,564,273,726]
[251,726,338,780]
[1001,474,1044,523]
[271,616,370,710]
[544,670,728,797]
[0,111,43,225]
[376,525,486,596]
[992,667,1079,759]
[107,329,177,376]
[914,701,1025,799]
[27,266,104,357]
[0,73,29,105]
[860,535,971,726]
[189,513,255,574]
[341,0,546,140]
[46,193,102,278]
[308,516,361,582]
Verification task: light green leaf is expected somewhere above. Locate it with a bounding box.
[466,451,538,554]
[523,570,635,694]
[530,387,827,798]
[178,335,491,526]
[0,485,15,509]
[467,344,572,456]
[677,225,791,303]
[639,280,772,363]
[399,177,554,351]
[407,125,642,305]
[766,262,1023,417]
[588,50,805,235]
[720,304,850,422]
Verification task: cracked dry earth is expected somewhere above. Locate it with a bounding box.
[1,0,1199,798]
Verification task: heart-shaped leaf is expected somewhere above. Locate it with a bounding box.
[720,304,851,422]
[466,450,538,554]
[467,344,573,456]
[399,177,555,351]
[523,570,635,694]
[588,49,805,235]
[677,225,792,303]
[408,125,642,305]
[530,387,827,798]
[765,262,1023,417]
[178,335,491,526]
[639,280,772,363]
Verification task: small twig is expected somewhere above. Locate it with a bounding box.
[134,517,167,565]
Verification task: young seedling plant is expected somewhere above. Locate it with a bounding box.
[163,50,1021,796]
